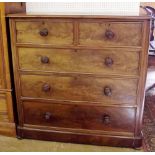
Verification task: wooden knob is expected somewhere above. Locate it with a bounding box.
[41,56,49,64]
[44,112,52,120]
[105,30,115,39]
[105,57,113,66]
[39,28,48,37]
[103,115,111,124]
[42,83,51,92]
[104,86,112,96]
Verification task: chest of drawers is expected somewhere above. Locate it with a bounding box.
[9,14,150,147]
[0,3,16,136]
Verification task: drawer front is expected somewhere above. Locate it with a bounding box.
[21,74,138,104]
[16,20,73,45]
[0,38,4,88]
[0,93,7,112]
[18,48,140,76]
[0,93,8,122]
[0,113,8,122]
[23,101,136,133]
[79,22,142,47]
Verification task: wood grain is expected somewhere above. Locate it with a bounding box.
[7,13,151,20]
[0,3,15,136]
[79,22,142,47]
[16,20,74,45]
[18,47,140,76]
[23,101,136,133]
[20,74,138,104]
[0,122,16,137]
[5,2,26,14]
[0,93,7,113]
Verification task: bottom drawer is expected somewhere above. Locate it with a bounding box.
[23,101,136,133]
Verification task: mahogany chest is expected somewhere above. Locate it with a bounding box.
[9,14,150,147]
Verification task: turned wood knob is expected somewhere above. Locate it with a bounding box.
[41,56,49,64]
[105,57,113,66]
[105,30,115,39]
[103,115,111,124]
[44,112,52,120]
[39,28,48,37]
[104,86,112,96]
[42,83,51,92]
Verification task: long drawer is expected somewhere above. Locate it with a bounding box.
[79,21,142,47]
[20,74,138,104]
[16,20,73,45]
[18,48,140,76]
[23,101,136,133]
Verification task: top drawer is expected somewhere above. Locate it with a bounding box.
[15,20,73,45]
[14,19,142,47]
[79,22,142,47]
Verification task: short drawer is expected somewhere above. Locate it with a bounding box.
[20,74,138,104]
[15,20,73,45]
[79,22,142,47]
[18,48,140,76]
[23,101,136,133]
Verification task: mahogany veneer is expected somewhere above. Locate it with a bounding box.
[8,14,150,147]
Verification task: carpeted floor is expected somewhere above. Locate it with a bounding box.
[0,135,141,152]
[142,96,155,152]
[142,67,155,151]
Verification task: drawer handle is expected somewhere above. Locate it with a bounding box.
[41,56,49,64]
[103,114,111,124]
[44,112,52,120]
[42,83,51,92]
[105,30,115,39]
[105,57,113,66]
[104,86,112,96]
[39,28,48,37]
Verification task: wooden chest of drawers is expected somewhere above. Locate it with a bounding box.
[0,3,16,136]
[9,14,150,147]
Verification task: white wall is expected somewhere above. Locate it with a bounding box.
[26,1,140,15]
